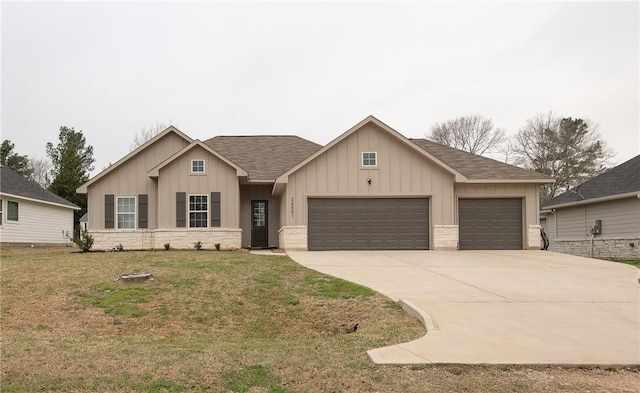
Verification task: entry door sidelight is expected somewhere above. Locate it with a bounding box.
[251,200,268,248]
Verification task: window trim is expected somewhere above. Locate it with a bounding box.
[0,199,3,225]
[6,200,18,222]
[188,194,209,228]
[116,196,136,230]
[361,151,377,167]
[191,159,206,174]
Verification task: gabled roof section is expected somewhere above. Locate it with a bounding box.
[148,140,248,178]
[275,116,466,185]
[204,136,322,181]
[1,166,79,210]
[410,139,554,182]
[76,126,192,193]
[543,154,640,208]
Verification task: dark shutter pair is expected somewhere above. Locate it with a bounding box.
[104,194,148,229]
[104,192,220,229]
[175,192,220,228]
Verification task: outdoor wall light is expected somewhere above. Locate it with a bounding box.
[367,178,372,185]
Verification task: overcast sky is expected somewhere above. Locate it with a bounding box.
[2,1,638,176]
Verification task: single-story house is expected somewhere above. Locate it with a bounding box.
[1,165,79,245]
[541,155,640,259]
[76,116,553,251]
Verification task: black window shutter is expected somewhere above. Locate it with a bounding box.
[138,194,148,228]
[105,194,114,229]
[211,192,221,227]
[176,192,186,228]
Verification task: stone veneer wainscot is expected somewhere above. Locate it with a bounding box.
[89,228,242,250]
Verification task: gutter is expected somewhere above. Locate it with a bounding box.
[543,191,640,210]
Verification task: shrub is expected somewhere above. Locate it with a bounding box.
[164,243,171,250]
[215,243,221,251]
[194,241,202,251]
[74,229,94,252]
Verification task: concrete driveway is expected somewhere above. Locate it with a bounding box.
[287,250,640,365]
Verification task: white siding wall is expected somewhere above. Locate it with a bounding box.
[547,197,640,259]
[0,197,75,245]
[556,197,640,240]
[544,214,557,242]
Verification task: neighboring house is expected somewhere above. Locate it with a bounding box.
[0,165,79,245]
[541,155,640,260]
[76,116,553,251]
[79,213,89,231]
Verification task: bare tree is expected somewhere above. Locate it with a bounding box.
[129,122,169,151]
[498,137,515,164]
[428,115,506,156]
[511,112,613,201]
[28,157,51,188]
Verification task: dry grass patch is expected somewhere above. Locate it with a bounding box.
[1,246,638,392]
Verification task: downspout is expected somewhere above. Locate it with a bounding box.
[590,233,594,258]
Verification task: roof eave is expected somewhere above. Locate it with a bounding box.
[272,182,286,196]
[246,179,275,184]
[77,126,193,193]
[0,192,80,210]
[543,191,640,210]
[459,178,555,184]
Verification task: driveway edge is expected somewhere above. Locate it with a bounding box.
[398,299,438,333]
[367,299,437,365]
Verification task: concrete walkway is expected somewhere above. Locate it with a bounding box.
[287,250,640,365]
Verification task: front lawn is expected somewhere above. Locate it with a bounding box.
[1,247,637,392]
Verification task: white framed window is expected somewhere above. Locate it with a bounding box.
[7,201,18,222]
[189,194,208,228]
[191,160,205,173]
[362,151,377,167]
[117,197,136,229]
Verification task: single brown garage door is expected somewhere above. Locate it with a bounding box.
[308,198,429,251]
[458,198,523,250]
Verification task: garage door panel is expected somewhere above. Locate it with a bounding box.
[308,198,429,250]
[459,198,523,250]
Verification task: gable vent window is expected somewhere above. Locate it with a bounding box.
[117,197,136,229]
[191,160,205,173]
[189,194,208,228]
[362,152,377,167]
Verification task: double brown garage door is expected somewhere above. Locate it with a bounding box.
[308,198,429,251]
[458,198,523,250]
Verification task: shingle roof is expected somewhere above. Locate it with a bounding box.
[0,166,79,209]
[204,136,322,180]
[542,155,640,207]
[410,139,553,180]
